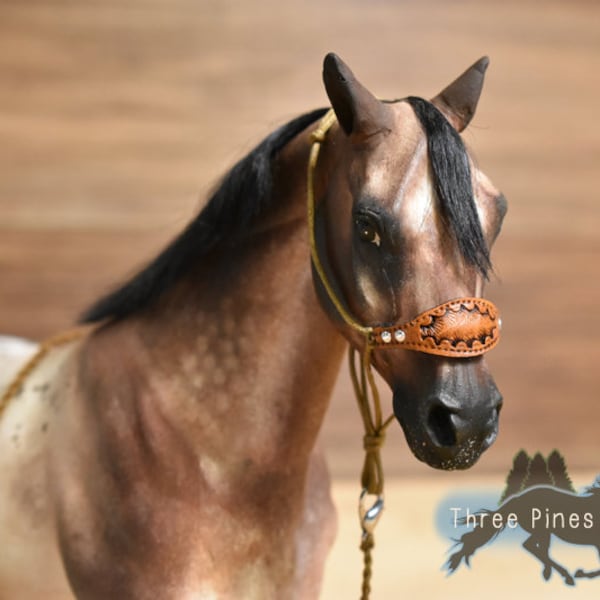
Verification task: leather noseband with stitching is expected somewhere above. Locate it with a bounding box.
[369,297,500,357]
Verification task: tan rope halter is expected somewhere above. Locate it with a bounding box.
[307,109,501,599]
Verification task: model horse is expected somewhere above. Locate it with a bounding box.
[0,54,506,598]
[446,478,600,586]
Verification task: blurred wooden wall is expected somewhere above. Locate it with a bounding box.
[1,0,599,476]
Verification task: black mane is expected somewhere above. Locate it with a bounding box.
[406,96,491,277]
[82,108,328,323]
[82,98,490,324]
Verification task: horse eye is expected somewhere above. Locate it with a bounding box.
[355,217,381,247]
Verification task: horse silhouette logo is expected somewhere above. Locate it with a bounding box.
[445,450,600,585]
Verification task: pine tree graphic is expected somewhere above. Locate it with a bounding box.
[547,449,576,493]
[500,449,576,504]
[521,452,553,489]
[500,449,531,503]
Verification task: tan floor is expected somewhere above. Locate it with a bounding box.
[323,476,599,599]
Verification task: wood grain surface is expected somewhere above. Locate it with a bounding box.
[1,0,599,478]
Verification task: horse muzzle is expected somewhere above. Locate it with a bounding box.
[393,368,503,470]
[367,297,503,470]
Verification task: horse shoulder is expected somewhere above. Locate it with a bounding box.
[46,327,338,599]
[45,331,238,598]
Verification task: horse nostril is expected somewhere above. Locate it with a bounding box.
[427,405,457,448]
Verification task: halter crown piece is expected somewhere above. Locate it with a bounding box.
[306,108,501,600]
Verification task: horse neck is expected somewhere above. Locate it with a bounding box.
[89,127,346,476]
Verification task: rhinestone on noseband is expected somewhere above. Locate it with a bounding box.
[380,331,392,344]
[394,330,406,343]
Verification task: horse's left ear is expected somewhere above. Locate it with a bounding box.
[431,57,489,132]
[322,53,392,139]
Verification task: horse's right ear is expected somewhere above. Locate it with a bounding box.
[322,53,392,139]
[431,57,489,132]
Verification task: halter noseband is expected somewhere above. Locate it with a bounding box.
[307,108,501,357]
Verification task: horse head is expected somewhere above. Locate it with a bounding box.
[313,54,507,470]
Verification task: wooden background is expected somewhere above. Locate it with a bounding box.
[1,0,599,479]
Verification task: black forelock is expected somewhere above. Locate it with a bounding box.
[405,96,491,278]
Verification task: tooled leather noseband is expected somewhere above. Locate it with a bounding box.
[369,297,500,357]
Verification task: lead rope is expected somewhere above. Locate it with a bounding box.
[350,346,394,600]
[307,109,394,599]
[0,327,91,420]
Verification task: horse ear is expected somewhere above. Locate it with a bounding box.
[431,57,489,132]
[322,53,391,139]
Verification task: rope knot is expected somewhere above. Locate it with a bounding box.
[310,129,327,144]
[360,532,375,552]
[363,431,385,452]
[361,431,386,496]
